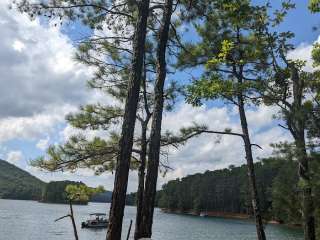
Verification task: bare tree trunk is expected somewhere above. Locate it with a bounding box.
[134,121,147,240]
[106,1,150,240]
[126,219,133,240]
[139,0,173,238]
[237,93,266,240]
[69,200,79,240]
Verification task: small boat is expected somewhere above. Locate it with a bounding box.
[200,212,208,217]
[81,213,108,228]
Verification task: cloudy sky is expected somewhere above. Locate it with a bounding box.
[0,1,319,192]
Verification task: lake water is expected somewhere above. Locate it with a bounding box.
[0,199,303,240]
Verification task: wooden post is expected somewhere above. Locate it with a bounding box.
[126,220,133,240]
[69,200,79,240]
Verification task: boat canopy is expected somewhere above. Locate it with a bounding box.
[90,213,107,216]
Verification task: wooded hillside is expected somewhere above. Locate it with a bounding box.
[0,160,45,200]
[156,154,320,232]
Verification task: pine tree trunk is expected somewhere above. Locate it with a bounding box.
[106,1,150,240]
[290,66,316,240]
[139,0,173,238]
[237,93,266,240]
[295,137,316,240]
[303,190,316,240]
[134,122,147,240]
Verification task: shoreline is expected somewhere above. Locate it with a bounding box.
[161,208,251,219]
[160,208,302,227]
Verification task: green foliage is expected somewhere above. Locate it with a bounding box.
[31,134,122,174]
[0,160,45,200]
[65,184,104,202]
[15,1,136,32]
[263,33,320,148]
[312,43,320,67]
[66,104,123,130]
[186,77,235,106]
[157,159,282,215]
[206,40,234,67]
[309,0,320,12]
[42,181,87,204]
[272,147,320,233]
[161,122,207,146]
[156,142,320,232]
[271,152,301,224]
[309,152,320,238]
[91,190,112,203]
[178,0,282,107]
[125,192,137,206]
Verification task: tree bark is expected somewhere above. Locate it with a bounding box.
[69,200,79,240]
[139,0,173,238]
[296,137,316,240]
[106,1,150,240]
[134,121,148,240]
[237,93,266,240]
[290,66,316,240]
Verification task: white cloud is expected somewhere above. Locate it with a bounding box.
[0,2,119,144]
[0,1,94,118]
[0,104,76,143]
[246,105,277,130]
[287,35,320,72]
[12,39,25,52]
[6,150,23,165]
[36,137,50,151]
[162,103,237,133]
[59,124,110,144]
[157,102,291,189]
[25,163,117,190]
[0,1,127,191]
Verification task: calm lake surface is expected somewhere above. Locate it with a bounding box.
[0,199,303,240]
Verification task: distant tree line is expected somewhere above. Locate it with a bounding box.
[157,159,281,215]
[155,144,320,237]
[41,181,88,204]
[41,181,109,205]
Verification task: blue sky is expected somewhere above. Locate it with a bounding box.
[275,1,319,43]
[0,0,318,192]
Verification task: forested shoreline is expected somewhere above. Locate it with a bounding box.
[0,160,112,204]
[0,160,45,200]
[156,146,320,234]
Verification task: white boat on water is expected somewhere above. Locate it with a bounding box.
[200,212,208,217]
[81,213,108,228]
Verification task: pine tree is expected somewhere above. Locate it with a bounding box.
[14,2,150,239]
[138,0,174,238]
[175,1,283,239]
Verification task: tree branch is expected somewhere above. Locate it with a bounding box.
[55,214,71,222]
